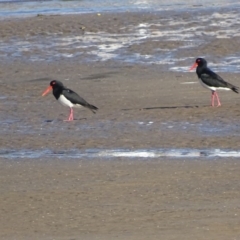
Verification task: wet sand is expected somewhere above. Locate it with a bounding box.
[0,12,240,239]
[1,158,240,240]
[1,62,240,150]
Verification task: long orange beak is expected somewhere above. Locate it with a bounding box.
[189,62,198,71]
[42,85,52,96]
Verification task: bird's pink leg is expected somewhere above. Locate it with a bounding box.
[65,108,74,121]
[69,108,74,121]
[214,92,221,107]
[211,91,215,107]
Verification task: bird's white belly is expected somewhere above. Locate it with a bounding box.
[58,95,74,107]
[58,95,83,108]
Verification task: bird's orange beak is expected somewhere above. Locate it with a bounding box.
[42,85,52,96]
[189,62,198,71]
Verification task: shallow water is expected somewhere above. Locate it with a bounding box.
[0,0,239,18]
[1,118,240,137]
[1,147,240,159]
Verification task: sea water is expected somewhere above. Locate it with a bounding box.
[0,0,239,18]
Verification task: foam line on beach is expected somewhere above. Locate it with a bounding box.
[1,148,240,159]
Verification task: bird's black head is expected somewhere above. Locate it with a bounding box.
[42,80,64,97]
[189,57,207,71]
[195,58,207,67]
[50,80,64,89]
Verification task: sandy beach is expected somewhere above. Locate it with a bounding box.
[0,11,240,240]
[1,157,240,240]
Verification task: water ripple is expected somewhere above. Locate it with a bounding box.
[1,148,240,159]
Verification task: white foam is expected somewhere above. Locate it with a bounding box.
[100,150,156,158]
[2,148,240,159]
[181,82,198,84]
[170,66,190,71]
[137,121,154,126]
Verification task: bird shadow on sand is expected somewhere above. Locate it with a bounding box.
[44,118,87,123]
[80,72,119,80]
[121,105,209,111]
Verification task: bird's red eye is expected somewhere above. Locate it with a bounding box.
[52,82,56,85]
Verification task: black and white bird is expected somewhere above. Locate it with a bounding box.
[42,80,98,121]
[190,58,238,107]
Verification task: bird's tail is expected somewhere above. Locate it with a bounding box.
[87,104,98,114]
[229,84,239,93]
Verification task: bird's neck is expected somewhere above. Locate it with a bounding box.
[52,87,63,99]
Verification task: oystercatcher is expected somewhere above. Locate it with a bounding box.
[190,58,238,107]
[42,80,98,121]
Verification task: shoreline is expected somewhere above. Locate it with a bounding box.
[1,0,240,19]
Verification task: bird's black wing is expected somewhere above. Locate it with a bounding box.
[200,68,230,88]
[63,88,98,112]
[62,88,89,106]
[200,68,238,93]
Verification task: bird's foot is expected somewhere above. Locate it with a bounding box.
[211,103,221,107]
[64,116,74,121]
